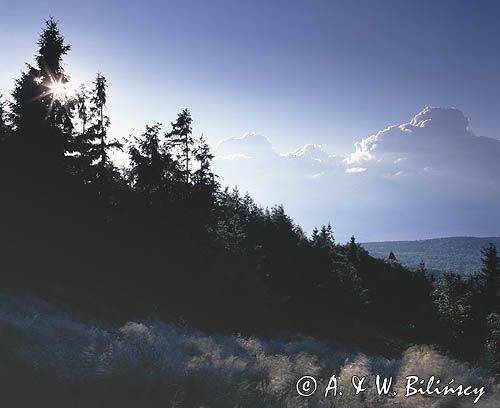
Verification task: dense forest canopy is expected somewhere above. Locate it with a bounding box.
[0,18,499,372]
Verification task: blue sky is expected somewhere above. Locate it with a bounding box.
[2,0,500,239]
[2,0,500,153]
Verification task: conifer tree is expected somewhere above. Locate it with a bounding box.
[189,133,219,225]
[347,235,360,264]
[91,74,109,166]
[312,223,334,250]
[478,243,500,313]
[88,73,121,187]
[192,134,216,186]
[129,123,166,193]
[36,17,71,76]
[311,227,320,243]
[0,93,10,141]
[320,223,335,248]
[76,85,89,134]
[168,109,193,182]
[12,18,72,134]
[10,17,74,166]
[70,85,95,180]
[432,272,474,349]
[486,313,500,373]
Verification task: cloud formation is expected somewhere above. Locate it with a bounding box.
[213,107,500,241]
[345,107,500,184]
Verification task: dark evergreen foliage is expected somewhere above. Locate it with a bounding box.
[478,243,500,313]
[168,109,193,182]
[0,93,10,141]
[1,18,499,373]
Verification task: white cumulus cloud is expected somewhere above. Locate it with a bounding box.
[213,107,500,241]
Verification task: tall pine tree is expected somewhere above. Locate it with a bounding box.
[11,17,73,164]
[88,73,121,189]
[168,109,193,183]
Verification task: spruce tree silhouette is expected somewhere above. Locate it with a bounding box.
[89,73,122,194]
[478,243,500,314]
[10,17,73,167]
[192,134,216,186]
[128,122,181,199]
[0,93,10,142]
[76,84,89,134]
[168,109,193,183]
[72,84,95,182]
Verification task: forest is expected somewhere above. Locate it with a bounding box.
[1,17,500,388]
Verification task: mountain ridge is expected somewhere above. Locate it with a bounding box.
[361,236,500,275]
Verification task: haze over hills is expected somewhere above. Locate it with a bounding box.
[362,236,500,275]
[214,107,500,242]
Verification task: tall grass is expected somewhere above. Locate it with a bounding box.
[0,292,497,407]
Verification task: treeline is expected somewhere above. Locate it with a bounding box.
[1,19,499,371]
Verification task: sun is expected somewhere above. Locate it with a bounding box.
[48,80,67,101]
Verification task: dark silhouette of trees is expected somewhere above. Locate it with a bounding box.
[478,243,500,314]
[193,134,216,187]
[0,93,10,142]
[168,109,193,182]
[486,313,500,372]
[36,17,70,75]
[68,73,122,194]
[312,223,335,250]
[432,273,474,351]
[10,17,73,167]
[71,85,94,181]
[475,244,500,370]
[2,17,500,372]
[76,85,89,134]
[128,122,181,199]
[89,74,122,190]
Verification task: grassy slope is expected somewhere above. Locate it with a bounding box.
[0,291,498,407]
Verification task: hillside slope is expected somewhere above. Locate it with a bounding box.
[0,292,497,407]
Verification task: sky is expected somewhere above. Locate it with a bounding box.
[214,107,500,241]
[1,0,500,240]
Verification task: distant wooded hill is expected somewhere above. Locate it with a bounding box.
[362,237,500,275]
